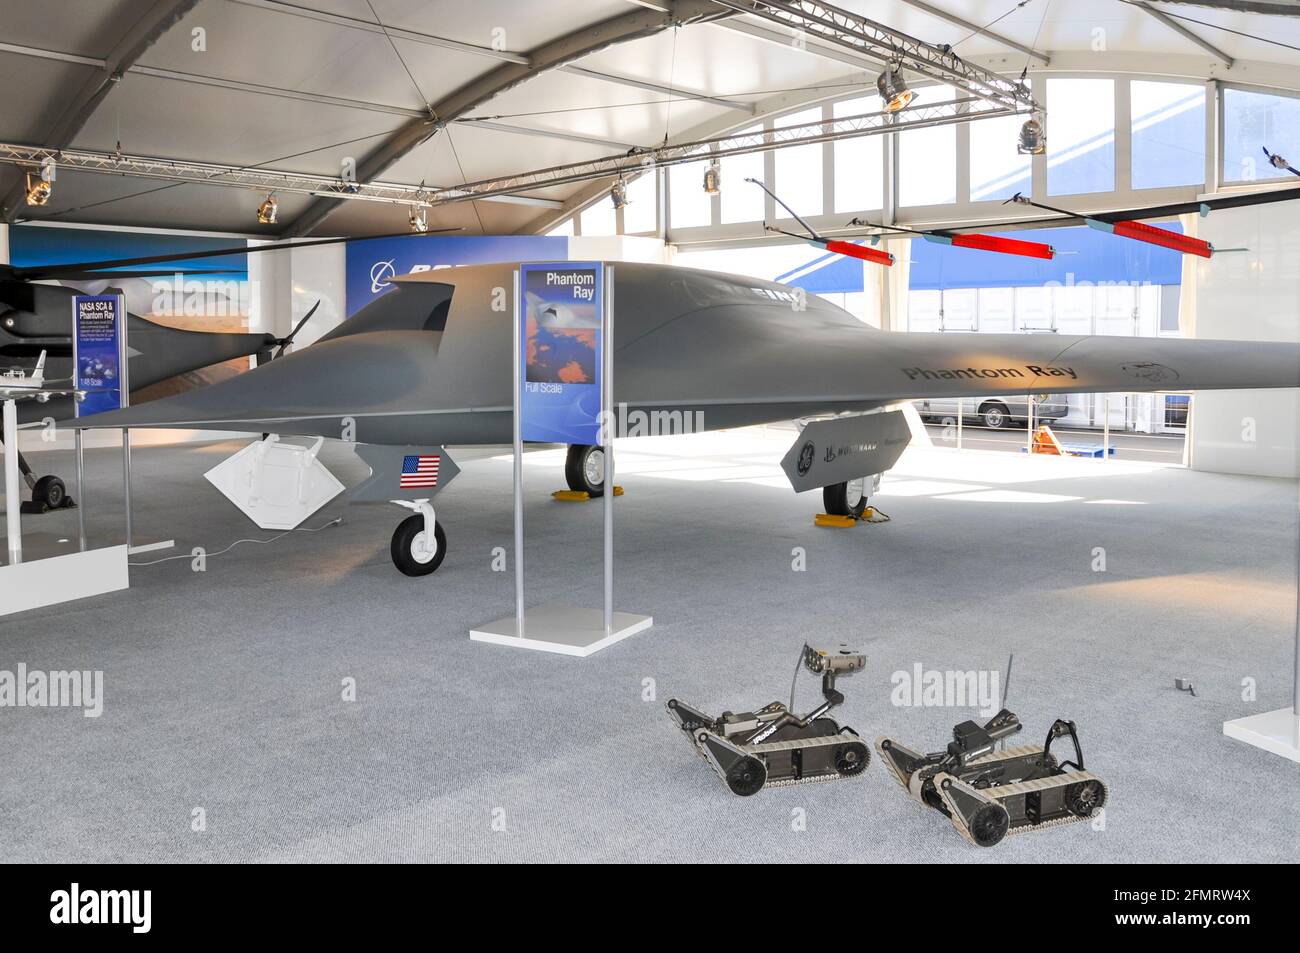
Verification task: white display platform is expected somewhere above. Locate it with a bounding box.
[471,602,653,658]
[1224,708,1300,764]
[0,544,128,617]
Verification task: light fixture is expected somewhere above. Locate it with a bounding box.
[256,193,278,225]
[876,63,913,112]
[610,178,628,210]
[702,159,721,194]
[408,207,428,233]
[24,172,51,206]
[1017,117,1046,155]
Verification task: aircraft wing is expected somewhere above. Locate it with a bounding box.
[71,319,1300,444]
[780,331,1300,402]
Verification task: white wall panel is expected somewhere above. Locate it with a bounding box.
[1191,201,1300,478]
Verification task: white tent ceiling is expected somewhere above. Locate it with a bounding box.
[1,0,1298,237]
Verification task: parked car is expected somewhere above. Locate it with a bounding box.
[914,394,1069,429]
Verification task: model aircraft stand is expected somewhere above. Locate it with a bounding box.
[470,263,652,657]
[1,391,129,617]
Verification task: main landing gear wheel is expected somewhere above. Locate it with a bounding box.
[390,514,447,576]
[565,444,605,497]
[31,475,67,510]
[725,755,768,797]
[823,477,867,519]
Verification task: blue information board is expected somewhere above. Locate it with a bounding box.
[72,294,127,417]
[519,262,603,445]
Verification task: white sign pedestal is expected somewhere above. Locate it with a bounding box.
[470,263,651,658]
[1224,708,1300,764]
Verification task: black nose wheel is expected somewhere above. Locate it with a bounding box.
[390,514,447,576]
[565,444,605,497]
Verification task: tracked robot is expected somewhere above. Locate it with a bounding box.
[876,709,1107,847]
[667,644,870,796]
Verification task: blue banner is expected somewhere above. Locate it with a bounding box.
[520,262,603,445]
[72,295,126,417]
[345,235,567,317]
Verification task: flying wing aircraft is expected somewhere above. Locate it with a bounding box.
[74,260,1300,576]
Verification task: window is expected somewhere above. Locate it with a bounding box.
[1223,86,1300,183]
[622,171,657,233]
[546,218,574,237]
[580,196,617,236]
[1047,78,1115,195]
[1132,81,1205,190]
[899,85,956,206]
[833,98,883,213]
[669,159,713,229]
[773,108,824,217]
[970,87,1032,202]
[721,126,766,223]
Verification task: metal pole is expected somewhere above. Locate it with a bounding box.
[4,399,20,566]
[122,430,133,550]
[74,426,86,551]
[1103,396,1111,460]
[1293,485,1299,721]
[117,292,132,551]
[956,396,963,450]
[512,269,524,639]
[603,264,615,637]
[1026,394,1034,453]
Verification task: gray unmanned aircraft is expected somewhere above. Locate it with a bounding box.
[75,258,1300,576]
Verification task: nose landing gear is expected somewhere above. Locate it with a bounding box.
[389,499,446,576]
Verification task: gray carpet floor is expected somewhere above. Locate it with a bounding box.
[1,433,1297,864]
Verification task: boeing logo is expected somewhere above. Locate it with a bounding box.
[369,261,447,295]
[370,260,397,294]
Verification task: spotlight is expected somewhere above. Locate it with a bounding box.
[610,179,628,210]
[24,172,51,207]
[702,159,721,194]
[409,207,428,233]
[876,64,913,112]
[1017,117,1046,156]
[256,193,278,225]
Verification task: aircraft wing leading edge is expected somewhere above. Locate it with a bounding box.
[72,320,1300,446]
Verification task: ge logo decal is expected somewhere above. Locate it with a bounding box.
[797,441,815,477]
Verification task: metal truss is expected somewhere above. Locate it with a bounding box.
[0,96,1011,211]
[423,97,1013,206]
[0,143,438,207]
[708,0,1040,113]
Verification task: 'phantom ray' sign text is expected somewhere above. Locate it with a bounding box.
[520,262,604,445]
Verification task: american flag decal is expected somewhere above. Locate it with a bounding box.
[400,454,440,489]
